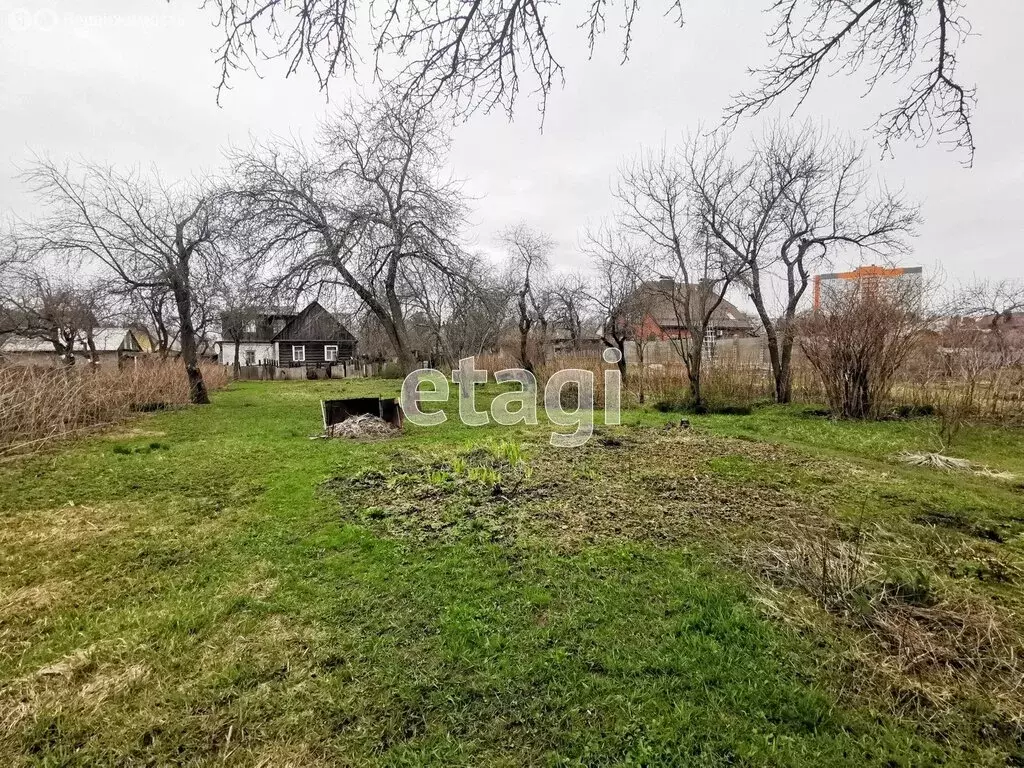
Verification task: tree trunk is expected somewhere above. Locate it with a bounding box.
[748,245,810,406]
[382,318,416,375]
[775,327,796,405]
[232,339,241,379]
[776,357,792,404]
[172,283,210,405]
[685,336,705,411]
[688,367,703,412]
[86,334,99,369]
[634,343,645,404]
[395,346,417,375]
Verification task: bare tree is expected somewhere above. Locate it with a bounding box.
[201,1,975,161]
[228,94,469,374]
[22,160,224,403]
[2,264,109,366]
[549,272,592,355]
[122,285,180,358]
[582,220,653,389]
[616,142,747,409]
[499,222,553,374]
[405,256,514,368]
[692,122,919,403]
[203,0,683,117]
[0,230,28,337]
[217,271,275,376]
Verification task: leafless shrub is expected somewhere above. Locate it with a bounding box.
[227,93,470,375]
[800,275,930,419]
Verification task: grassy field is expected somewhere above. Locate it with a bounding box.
[1,379,1023,766]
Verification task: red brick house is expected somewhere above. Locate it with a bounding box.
[633,279,756,343]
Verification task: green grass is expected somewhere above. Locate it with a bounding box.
[1,380,1022,765]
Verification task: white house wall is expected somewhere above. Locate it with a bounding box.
[219,342,277,366]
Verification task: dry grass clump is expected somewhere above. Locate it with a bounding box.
[757,523,1024,729]
[0,361,228,455]
[897,451,973,471]
[897,451,1017,481]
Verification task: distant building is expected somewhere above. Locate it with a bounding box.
[615,278,759,365]
[813,265,923,310]
[0,328,145,367]
[630,277,755,341]
[216,301,357,368]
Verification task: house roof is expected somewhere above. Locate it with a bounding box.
[0,328,141,355]
[218,302,356,344]
[636,280,754,331]
[272,301,355,342]
[942,312,1024,333]
[219,308,297,343]
[0,335,52,353]
[91,328,142,352]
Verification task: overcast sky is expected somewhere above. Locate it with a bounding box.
[1,0,1020,297]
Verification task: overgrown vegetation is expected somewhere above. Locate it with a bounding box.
[0,361,228,456]
[2,381,1023,765]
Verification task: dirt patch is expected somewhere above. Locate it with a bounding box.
[328,427,828,547]
[327,424,1024,739]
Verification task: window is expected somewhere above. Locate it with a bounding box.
[244,321,257,334]
[324,345,338,362]
[292,345,306,363]
[244,349,256,366]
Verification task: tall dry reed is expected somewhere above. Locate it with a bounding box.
[0,361,230,455]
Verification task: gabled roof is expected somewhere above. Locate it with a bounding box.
[273,301,355,342]
[636,279,754,331]
[91,328,142,352]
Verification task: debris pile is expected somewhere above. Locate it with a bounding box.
[896,451,1016,480]
[324,414,399,439]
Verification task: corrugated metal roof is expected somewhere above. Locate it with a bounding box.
[0,335,54,353]
[0,328,139,355]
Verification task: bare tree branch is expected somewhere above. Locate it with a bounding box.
[727,0,977,165]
